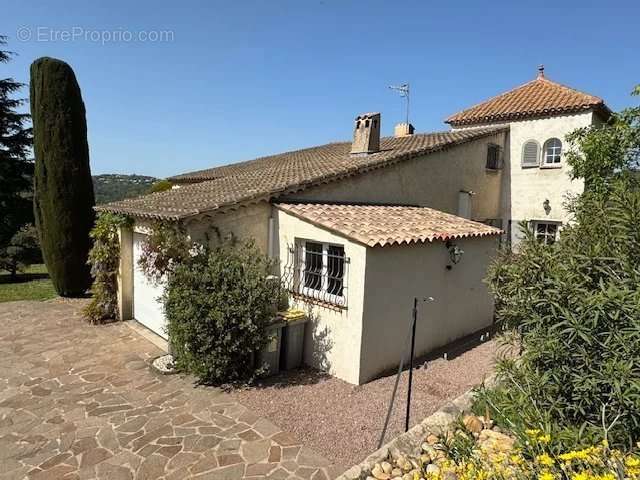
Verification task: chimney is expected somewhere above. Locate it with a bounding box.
[351,112,380,154]
[394,122,415,138]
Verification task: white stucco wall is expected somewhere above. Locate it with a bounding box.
[281,132,507,223]
[359,236,497,384]
[186,202,272,253]
[454,112,594,244]
[275,208,367,385]
[505,112,592,243]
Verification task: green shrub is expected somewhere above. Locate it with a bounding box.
[163,240,282,384]
[147,179,172,194]
[0,225,42,277]
[30,57,95,297]
[478,181,640,450]
[84,213,131,323]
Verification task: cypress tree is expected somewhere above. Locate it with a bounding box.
[30,57,95,296]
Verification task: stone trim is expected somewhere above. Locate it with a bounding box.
[336,381,490,480]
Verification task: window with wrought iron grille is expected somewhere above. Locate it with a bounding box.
[282,240,349,307]
[486,143,503,170]
[532,221,559,245]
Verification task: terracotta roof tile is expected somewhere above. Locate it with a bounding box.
[276,203,502,247]
[97,127,506,220]
[446,75,609,126]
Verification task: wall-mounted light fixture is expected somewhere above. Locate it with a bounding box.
[445,240,464,268]
[543,198,551,215]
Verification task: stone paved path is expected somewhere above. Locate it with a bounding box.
[0,300,333,480]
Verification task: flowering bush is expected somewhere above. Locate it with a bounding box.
[84,213,131,323]
[429,429,639,480]
[372,418,639,480]
[137,220,191,284]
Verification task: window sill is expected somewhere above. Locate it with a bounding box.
[540,164,562,169]
[521,164,539,169]
[289,291,347,311]
[485,167,501,173]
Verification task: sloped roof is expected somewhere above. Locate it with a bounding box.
[446,74,609,126]
[97,127,506,220]
[276,203,502,247]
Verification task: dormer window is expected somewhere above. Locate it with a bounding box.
[543,138,562,166]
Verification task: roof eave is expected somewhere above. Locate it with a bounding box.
[446,104,606,127]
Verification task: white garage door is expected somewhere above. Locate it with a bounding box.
[133,232,168,339]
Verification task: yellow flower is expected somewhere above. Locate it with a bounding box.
[627,456,640,468]
[559,447,596,462]
[538,471,555,480]
[537,453,555,467]
[526,429,542,436]
[571,473,589,480]
[538,433,551,443]
[595,474,616,480]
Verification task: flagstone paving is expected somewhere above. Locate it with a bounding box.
[0,300,334,480]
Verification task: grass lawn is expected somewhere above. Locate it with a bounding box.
[0,264,57,303]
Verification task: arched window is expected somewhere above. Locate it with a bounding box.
[521,140,540,167]
[543,138,562,165]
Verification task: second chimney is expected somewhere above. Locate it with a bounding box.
[394,122,415,137]
[351,112,380,154]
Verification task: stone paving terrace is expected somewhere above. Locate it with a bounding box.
[0,300,334,480]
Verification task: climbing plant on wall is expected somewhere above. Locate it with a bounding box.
[137,220,192,284]
[83,213,132,324]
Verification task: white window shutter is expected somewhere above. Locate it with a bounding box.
[522,141,540,167]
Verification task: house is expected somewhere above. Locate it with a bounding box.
[98,68,610,384]
[446,66,610,245]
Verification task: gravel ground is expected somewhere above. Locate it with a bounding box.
[229,337,500,474]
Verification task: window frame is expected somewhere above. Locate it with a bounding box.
[486,143,503,170]
[521,139,541,168]
[297,239,347,307]
[542,138,563,168]
[530,220,561,245]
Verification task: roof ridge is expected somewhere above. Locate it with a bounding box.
[170,128,500,183]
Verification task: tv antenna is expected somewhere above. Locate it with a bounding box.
[389,83,410,125]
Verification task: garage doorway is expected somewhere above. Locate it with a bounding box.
[132,232,167,339]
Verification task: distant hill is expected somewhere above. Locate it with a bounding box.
[93,174,158,204]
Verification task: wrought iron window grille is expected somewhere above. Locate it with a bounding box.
[282,241,349,308]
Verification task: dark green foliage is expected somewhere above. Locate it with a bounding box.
[147,179,172,194]
[478,182,640,450]
[0,224,42,277]
[84,213,132,323]
[0,36,34,255]
[30,57,95,297]
[163,241,282,384]
[475,84,640,451]
[92,174,158,204]
[565,85,640,196]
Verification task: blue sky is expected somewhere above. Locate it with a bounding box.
[2,0,638,178]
